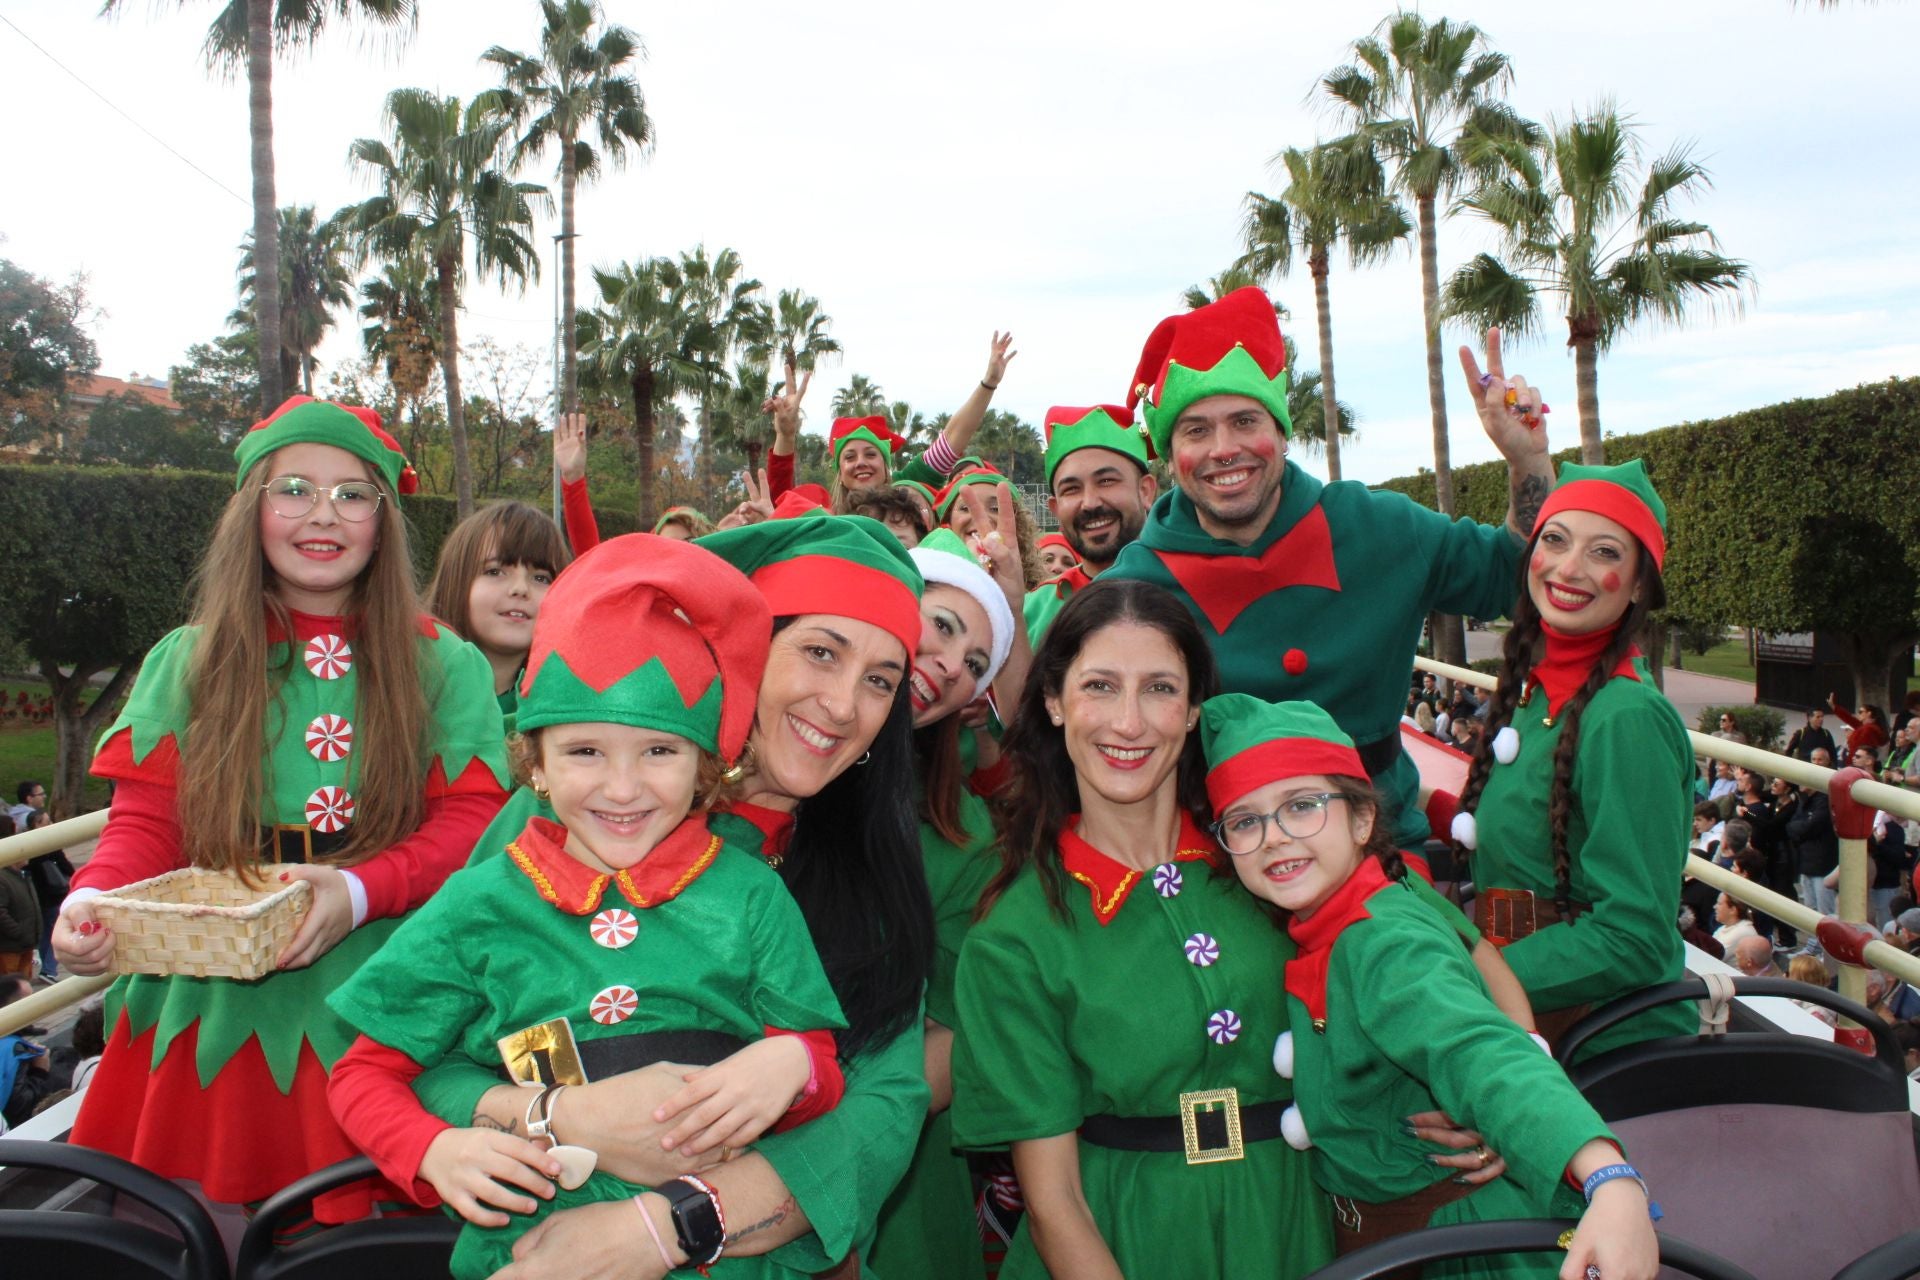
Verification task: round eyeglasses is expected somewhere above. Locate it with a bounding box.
[1211,792,1345,856]
[261,476,384,523]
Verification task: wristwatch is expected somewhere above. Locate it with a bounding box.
[658,1176,725,1269]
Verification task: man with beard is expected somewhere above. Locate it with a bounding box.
[1106,287,1556,851]
[1022,404,1157,641]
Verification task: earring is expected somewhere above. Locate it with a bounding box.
[856,751,872,766]
[530,778,550,802]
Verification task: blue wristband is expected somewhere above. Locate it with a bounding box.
[1582,1162,1663,1221]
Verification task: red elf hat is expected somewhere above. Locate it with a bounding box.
[830,416,909,463]
[1127,287,1290,457]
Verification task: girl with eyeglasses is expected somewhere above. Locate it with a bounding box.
[1204,694,1659,1280]
[52,396,511,1229]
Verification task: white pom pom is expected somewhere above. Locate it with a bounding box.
[1273,1030,1295,1079]
[1492,725,1520,765]
[1450,811,1478,851]
[1281,1103,1312,1151]
[1528,1032,1553,1056]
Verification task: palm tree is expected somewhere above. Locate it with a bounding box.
[673,245,762,496]
[750,288,842,389]
[1322,13,1537,516]
[1443,105,1751,464]
[831,374,887,419]
[1181,266,1266,312]
[357,252,439,441]
[102,0,418,412]
[887,400,931,446]
[478,0,651,419]
[712,361,774,476]
[576,257,699,524]
[1235,140,1410,481]
[233,205,354,395]
[341,88,547,516]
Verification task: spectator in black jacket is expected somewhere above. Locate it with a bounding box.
[1869,817,1907,928]
[0,815,37,978]
[1786,710,1839,762]
[1787,783,1839,916]
[20,810,70,979]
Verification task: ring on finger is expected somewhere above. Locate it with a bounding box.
[1473,1145,1494,1168]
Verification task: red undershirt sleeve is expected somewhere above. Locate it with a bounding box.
[764,1026,845,1131]
[350,791,506,921]
[561,477,601,556]
[767,450,795,503]
[69,777,185,894]
[326,1035,448,1205]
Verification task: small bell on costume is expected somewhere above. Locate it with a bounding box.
[1272,1030,1295,1079]
[1450,811,1478,851]
[1281,1103,1312,1151]
[1492,725,1520,764]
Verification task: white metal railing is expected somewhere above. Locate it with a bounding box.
[0,809,106,871]
[1417,655,1920,997]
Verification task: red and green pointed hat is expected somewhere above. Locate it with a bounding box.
[696,514,924,658]
[1042,404,1150,488]
[892,477,937,508]
[1128,287,1290,457]
[830,416,909,464]
[1201,693,1366,814]
[234,395,418,495]
[1531,458,1669,570]
[935,463,1006,520]
[516,534,769,761]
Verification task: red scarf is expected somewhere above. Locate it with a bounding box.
[1526,621,1640,717]
[1283,857,1392,1025]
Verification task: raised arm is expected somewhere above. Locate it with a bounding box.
[924,332,1016,474]
[1458,328,1555,539]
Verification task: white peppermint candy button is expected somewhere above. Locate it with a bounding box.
[550,1144,598,1190]
[1184,933,1220,967]
[304,713,353,763]
[304,634,353,680]
[589,985,637,1025]
[1492,725,1520,765]
[1450,811,1478,851]
[305,785,355,833]
[1273,1030,1295,1078]
[1206,1009,1241,1044]
[1152,863,1183,897]
[1281,1103,1312,1150]
[590,908,638,949]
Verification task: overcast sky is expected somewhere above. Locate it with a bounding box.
[4,0,1916,485]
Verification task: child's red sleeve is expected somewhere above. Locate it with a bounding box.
[767,450,795,504]
[351,790,506,920]
[326,1035,450,1205]
[562,477,601,556]
[69,777,184,893]
[763,1026,844,1131]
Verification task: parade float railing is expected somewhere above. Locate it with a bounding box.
[0,809,112,1038]
[1414,655,1920,1006]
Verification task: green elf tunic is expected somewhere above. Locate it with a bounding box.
[1469,628,1696,1056]
[1107,463,1520,849]
[869,784,999,1280]
[69,610,510,1219]
[327,815,845,1280]
[412,792,933,1277]
[1284,859,1613,1279]
[950,814,1331,1280]
[1022,563,1093,646]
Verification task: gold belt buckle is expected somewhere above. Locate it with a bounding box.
[269,823,313,865]
[1178,1087,1243,1165]
[1482,887,1537,946]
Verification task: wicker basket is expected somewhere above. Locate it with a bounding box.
[92,868,312,980]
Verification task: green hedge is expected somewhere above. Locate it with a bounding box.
[1375,378,1920,632]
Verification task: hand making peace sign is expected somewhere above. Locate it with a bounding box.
[1458,327,1551,465]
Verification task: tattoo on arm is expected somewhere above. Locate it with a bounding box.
[723,1195,797,1245]
[473,1113,518,1136]
[1510,472,1550,537]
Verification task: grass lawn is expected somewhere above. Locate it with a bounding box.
[1678,639,1757,684]
[0,676,113,812]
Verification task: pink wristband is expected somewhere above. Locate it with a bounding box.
[635,1195,675,1271]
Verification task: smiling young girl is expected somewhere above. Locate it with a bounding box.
[425,501,570,730]
[327,534,848,1279]
[1449,459,1695,1054]
[1202,693,1659,1280]
[53,396,511,1227]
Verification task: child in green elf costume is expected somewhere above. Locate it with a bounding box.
[54,395,512,1226]
[1203,693,1660,1280]
[1447,459,1696,1056]
[327,533,849,1279]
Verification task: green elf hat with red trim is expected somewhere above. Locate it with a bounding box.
[1127,287,1290,458]
[1042,404,1150,488]
[892,478,937,508]
[516,534,769,762]
[1531,457,1669,571]
[1201,693,1367,814]
[830,416,909,464]
[696,514,924,658]
[935,464,1007,520]
[234,395,419,495]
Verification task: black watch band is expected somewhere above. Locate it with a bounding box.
[659,1176,725,1269]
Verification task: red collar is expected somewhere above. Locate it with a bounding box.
[1150,504,1340,633]
[507,816,721,914]
[721,800,796,862]
[1050,563,1095,596]
[1284,857,1393,1025]
[267,609,356,644]
[1526,622,1641,716]
[1059,811,1217,926]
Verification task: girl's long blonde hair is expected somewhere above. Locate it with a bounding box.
[180,455,428,879]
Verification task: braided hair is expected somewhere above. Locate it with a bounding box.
[1453,540,1666,913]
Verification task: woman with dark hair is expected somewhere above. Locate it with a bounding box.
[1449,459,1696,1055]
[948,578,1331,1279]
[410,516,937,1279]
[1204,695,1658,1280]
[1827,695,1890,757]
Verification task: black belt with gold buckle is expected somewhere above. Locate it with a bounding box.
[1079,1088,1285,1165]
[260,824,348,865]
